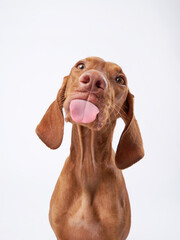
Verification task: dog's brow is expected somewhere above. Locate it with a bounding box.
[112,65,122,73]
[75,60,85,66]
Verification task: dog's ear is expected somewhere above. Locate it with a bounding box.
[36,76,68,149]
[115,91,144,169]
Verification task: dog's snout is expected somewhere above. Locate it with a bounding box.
[79,71,107,92]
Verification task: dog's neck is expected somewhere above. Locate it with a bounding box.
[70,122,116,191]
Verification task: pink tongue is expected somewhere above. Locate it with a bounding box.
[70,99,99,123]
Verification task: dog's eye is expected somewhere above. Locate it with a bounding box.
[76,63,85,70]
[115,76,125,85]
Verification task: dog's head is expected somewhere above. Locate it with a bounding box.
[36,57,144,169]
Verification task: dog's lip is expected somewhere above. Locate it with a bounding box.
[64,91,104,125]
[65,91,100,111]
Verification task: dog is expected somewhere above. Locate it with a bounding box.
[36,57,144,240]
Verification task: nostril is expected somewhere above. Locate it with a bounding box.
[81,75,90,84]
[96,79,106,89]
[96,80,102,88]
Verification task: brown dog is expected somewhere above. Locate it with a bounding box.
[36,57,144,240]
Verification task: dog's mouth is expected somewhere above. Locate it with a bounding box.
[64,91,106,129]
[69,99,99,124]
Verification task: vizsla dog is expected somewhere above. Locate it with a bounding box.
[36,57,144,240]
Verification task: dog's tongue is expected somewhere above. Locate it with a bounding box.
[70,99,99,123]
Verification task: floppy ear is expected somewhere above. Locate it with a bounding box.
[36,77,68,149]
[115,91,144,169]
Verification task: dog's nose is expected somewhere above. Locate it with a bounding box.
[79,70,107,92]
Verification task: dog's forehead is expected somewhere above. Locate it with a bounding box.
[105,61,122,73]
[83,56,105,69]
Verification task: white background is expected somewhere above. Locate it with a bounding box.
[0,0,180,239]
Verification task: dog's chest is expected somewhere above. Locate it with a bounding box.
[68,201,101,239]
[65,190,122,240]
[49,163,130,240]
